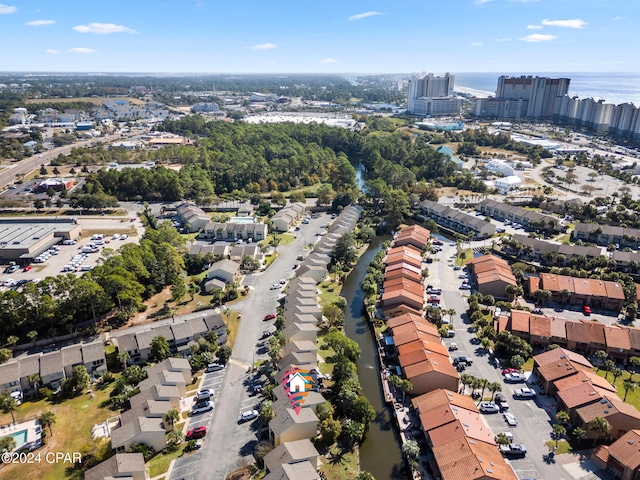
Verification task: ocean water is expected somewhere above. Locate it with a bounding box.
[455,72,640,106]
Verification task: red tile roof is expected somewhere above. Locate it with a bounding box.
[605,430,640,471]
[604,325,631,351]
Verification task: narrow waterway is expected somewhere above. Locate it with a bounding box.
[341,235,409,480]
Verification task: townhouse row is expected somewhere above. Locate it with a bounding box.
[0,340,106,397]
[477,198,563,233]
[532,348,640,442]
[528,273,625,311]
[419,200,496,238]
[263,205,361,480]
[110,313,228,364]
[495,310,640,363]
[412,389,517,480]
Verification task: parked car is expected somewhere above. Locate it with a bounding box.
[453,266,462,270]
[459,284,472,290]
[452,357,473,366]
[502,368,520,376]
[458,273,469,279]
[240,409,259,422]
[23,265,32,272]
[195,389,214,401]
[263,313,277,321]
[427,287,442,294]
[503,412,518,426]
[270,284,281,290]
[206,363,224,373]
[495,393,510,411]
[186,426,207,439]
[495,432,514,442]
[192,401,214,415]
[448,343,458,351]
[499,443,527,456]
[504,372,526,383]
[583,305,592,315]
[514,387,537,399]
[478,402,500,414]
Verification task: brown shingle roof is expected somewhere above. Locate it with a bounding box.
[404,354,459,380]
[510,310,530,334]
[529,314,552,338]
[577,395,640,424]
[556,382,607,409]
[553,369,617,394]
[604,325,631,351]
[606,430,640,471]
[605,281,626,300]
[412,389,478,414]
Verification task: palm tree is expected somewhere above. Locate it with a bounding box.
[40,411,56,437]
[552,424,566,447]
[0,436,16,453]
[167,428,184,446]
[572,427,587,442]
[28,373,41,397]
[478,378,489,401]
[495,433,511,446]
[460,374,473,395]
[117,351,130,371]
[166,408,180,430]
[445,308,456,327]
[604,359,616,379]
[488,381,502,401]
[628,356,640,379]
[588,417,611,446]
[594,350,608,372]
[623,379,638,402]
[0,394,17,423]
[612,367,624,384]
[555,411,570,426]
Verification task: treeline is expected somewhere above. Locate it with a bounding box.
[73,120,359,201]
[453,128,554,163]
[0,223,185,346]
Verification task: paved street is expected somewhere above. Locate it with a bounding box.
[429,239,597,480]
[168,213,331,480]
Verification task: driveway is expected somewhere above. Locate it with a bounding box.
[169,212,331,480]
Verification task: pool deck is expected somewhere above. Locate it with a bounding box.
[0,418,43,452]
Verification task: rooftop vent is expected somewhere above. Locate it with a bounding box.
[604,409,609,414]
[629,440,634,445]
[487,469,494,474]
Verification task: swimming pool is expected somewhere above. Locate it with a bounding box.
[3,429,27,448]
[230,217,257,224]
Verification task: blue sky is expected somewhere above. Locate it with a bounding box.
[0,0,637,73]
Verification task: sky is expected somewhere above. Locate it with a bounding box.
[0,0,638,73]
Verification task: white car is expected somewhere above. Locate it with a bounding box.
[270,284,281,290]
[478,402,500,414]
[240,410,259,422]
[504,372,526,383]
[120,234,128,240]
[514,387,536,398]
[503,412,518,426]
[112,234,120,240]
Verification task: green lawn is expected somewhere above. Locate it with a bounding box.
[522,358,535,372]
[455,249,473,266]
[263,232,296,248]
[318,279,342,308]
[263,253,277,269]
[0,386,116,480]
[545,439,573,454]
[319,444,360,480]
[596,370,640,410]
[147,444,187,478]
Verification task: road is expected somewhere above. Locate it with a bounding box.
[0,132,133,189]
[168,213,331,480]
[431,241,572,480]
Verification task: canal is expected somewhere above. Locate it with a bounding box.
[341,235,409,480]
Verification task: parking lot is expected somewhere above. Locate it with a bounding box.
[0,216,141,288]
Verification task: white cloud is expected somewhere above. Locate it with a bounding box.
[541,18,587,29]
[510,0,539,2]
[69,47,95,54]
[495,37,512,42]
[73,22,137,34]
[612,16,623,21]
[348,11,383,21]
[25,19,55,26]
[470,42,484,47]
[526,24,543,30]
[0,3,16,13]
[319,58,338,64]
[45,49,59,55]
[520,33,557,42]
[474,0,495,4]
[248,43,277,50]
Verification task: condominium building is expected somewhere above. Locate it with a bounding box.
[470,75,569,119]
[407,73,461,116]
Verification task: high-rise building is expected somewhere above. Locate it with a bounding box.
[407,73,460,116]
[470,75,570,119]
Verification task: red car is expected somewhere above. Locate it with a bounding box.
[23,266,32,272]
[502,368,519,376]
[263,313,277,321]
[583,305,592,315]
[186,426,207,439]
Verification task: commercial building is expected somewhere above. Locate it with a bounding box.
[0,219,81,262]
[494,175,522,194]
[407,73,461,116]
[470,75,570,120]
